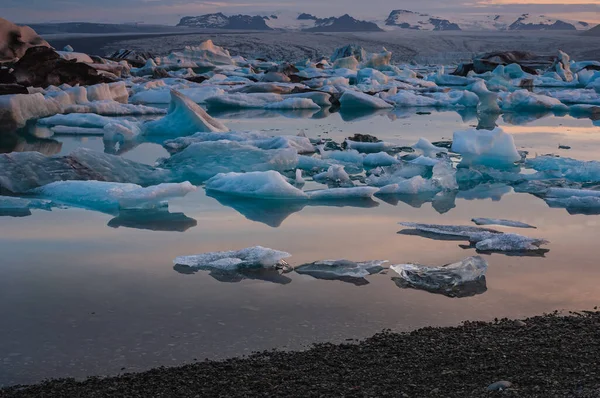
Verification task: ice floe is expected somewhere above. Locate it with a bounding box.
[472,218,536,229]
[295,260,387,285]
[391,256,488,298]
[173,246,291,271]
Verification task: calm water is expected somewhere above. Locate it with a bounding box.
[2,108,600,386]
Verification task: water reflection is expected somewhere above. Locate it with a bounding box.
[0,130,62,155]
[108,209,197,232]
[392,276,488,298]
[173,264,293,284]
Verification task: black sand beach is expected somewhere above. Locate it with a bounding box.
[3,311,600,397]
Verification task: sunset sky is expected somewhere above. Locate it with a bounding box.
[6,0,600,25]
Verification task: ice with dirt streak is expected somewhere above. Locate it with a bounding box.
[295,260,388,281]
[391,256,488,298]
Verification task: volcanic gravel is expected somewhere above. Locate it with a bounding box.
[3,311,600,398]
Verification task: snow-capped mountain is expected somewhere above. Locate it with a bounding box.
[303,14,383,32]
[177,13,272,30]
[384,10,592,32]
[385,10,461,31]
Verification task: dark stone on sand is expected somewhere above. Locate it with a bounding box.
[4,312,600,397]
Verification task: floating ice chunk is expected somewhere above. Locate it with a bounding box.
[366,163,427,187]
[344,140,393,154]
[32,181,195,212]
[386,90,478,108]
[362,48,392,69]
[174,246,291,271]
[313,165,353,186]
[451,127,521,167]
[432,159,458,191]
[130,86,226,105]
[205,171,307,200]
[555,50,573,82]
[543,188,600,213]
[57,51,94,64]
[526,156,600,183]
[0,148,172,193]
[399,222,502,241]
[470,80,501,114]
[319,149,364,168]
[378,176,438,195]
[206,93,281,109]
[363,152,399,168]
[433,68,475,86]
[407,156,439,167]
[264,98,320,110]
[391,256,488,298]
[86,82,129,103]
[164,131,314,155]
[339,90,393,110]
[295,169,305,185]
[412,138,448,158]
[161,141,298,183]
[333,56,359,70]
[307,187,378,200]
[0,93,61,128]
[357,68,389,84]
[501,90,569,112]
[143,90,228,136]
[38,113,119,128]
[542,89,600,105]
[295,259,387,283]
[62,101,164,116]
[472,218,536,229]
[546,188,600,198]
[475,233,549,252]
[161,40,233,66]
[399,222,548,253]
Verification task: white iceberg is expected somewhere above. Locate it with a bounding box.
[339,90,393,110]
[451,127,521,167]
[501,90,569,112]
[313,165,353,187]
[143,90,228,136]
[205,171,307,200]
[32,181,195,212]
[363,152,399,168]
[174,246,291,271]
[161,141,298,183]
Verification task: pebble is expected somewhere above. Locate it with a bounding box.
[487,380,512,391]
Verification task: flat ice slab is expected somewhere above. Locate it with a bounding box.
[174,246,292,271]
[472,218,536,229]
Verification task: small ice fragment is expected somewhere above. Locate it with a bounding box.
[339,90,393,110]
[475,233,548,252]
[412,138,448,158]
[313,165,353,187]
[295,259,387,284]
[174,246,291,271]
[451,127,521,167]
[471,218,536,229]
[391,256,488,298]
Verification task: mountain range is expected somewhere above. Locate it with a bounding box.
[176,11,595,32]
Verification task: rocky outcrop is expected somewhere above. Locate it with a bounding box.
[11,46,114,88]
[303,15,383,32]
[0,17,50,63]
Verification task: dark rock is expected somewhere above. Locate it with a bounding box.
[185,75,208,84]
[0,83,27,95]
[0,68,16,84]
[472,51,554,74]
[347,134,381,143]
[152,68,171,79]
[0,17,50,63]
[11,46,112,88]
[451,63,474,77]
[487,380,513,391]
[108,49,155,68]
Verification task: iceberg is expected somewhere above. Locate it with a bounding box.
[391,256,488,298]
[412,138,448,158]
[205,171,307,200]
[543,187,600,214]
[0,148,172,193]
[501,90,569,112]
[264,98,320,110]
[451,127,521,167]
[472,218,536,229]
[339,90,393,110]
[344,140,394,154]
[307,187,378,201]
[313,165,353,187]
[160,141,298,183]
[173,246,291,271]
[163,131,315,155]
[378,176,438,195]
[363,152,399,168]
[0,93,61,129]
[143,90,228,136]
[526,156,600,183]
[32,181,195,212]
[295,259,387,285]
[130,86,226,105]
[366,163,427,187]
[398,222,548,254]
[386,90,478,108]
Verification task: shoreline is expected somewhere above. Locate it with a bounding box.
[3,311,600,397]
